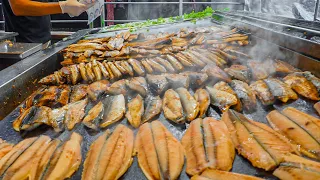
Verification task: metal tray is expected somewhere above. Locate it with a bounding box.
[0,19,320,180]
[0,42,42,60]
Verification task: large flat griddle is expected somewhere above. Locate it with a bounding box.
[0,19,320,180]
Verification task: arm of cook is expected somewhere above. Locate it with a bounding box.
[9,0,95,17]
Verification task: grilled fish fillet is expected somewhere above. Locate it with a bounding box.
[83,101,104,130]
[44,132,82,180]
[222,110,299,171]
[87,80,110,101]
[163,89,185,123]
[176,87,199,121]
[264,78,298,103]
[191,169,263,180]
[273,60,300,74]
[213,81,242,112]
[247,60,269,80]
[126,94,144,128]
[250,80,275,106]
[106,79,127,95]
[128,59,146,76]
[315,102,320,115]
[224,65,250,83]
[70,84,88,103]
[166,54,184,71]
[135,121,184,180]
[125,77,148,97]
[295,71,320,93]
[0,140,13,160]
[0,137,37,176]
[181,118,235,176]
[181,71,208,87]
[3,136,51,180]
[147,74,169,95]
[194,89,210,118]
[141,59,154,74]
[154,57,176,73]
[83,125,134,180]
[273,154,320,180]
[284,73,320,101]
[100,94,126,128]
[229,80,257,112]
[64,98,88,130]
[202,65,231,83]
[206,86,237,112]
[142,95,162,123]
[165,73,190,89]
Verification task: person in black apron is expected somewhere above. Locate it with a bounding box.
[2,0,95,47]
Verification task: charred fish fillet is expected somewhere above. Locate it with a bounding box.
[146,74,169,95]
[229,80,257,112]
[213,81,242,112]
[284,73,320,101]
[181,71,208,87]
[224,65,250,83]
[181,118,235,176]
[82,125,134,180]
[264,78,298,103]
[87,80,110,101]
[135,121,184,180]
[83,101,104,130]
[125,77,148,97]
[222,110,299,171]
[162,89,184,123]
[191,169,263,180]
[202,65,231,83]
[250,80,275,106]
[70,84,88,103]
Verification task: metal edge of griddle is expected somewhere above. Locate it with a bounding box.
[225,10,320,32]
[0,32,19,41]
[212,12,320,60]
[0,28,93,120]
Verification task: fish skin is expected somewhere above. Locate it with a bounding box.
[97,61,110,79]
[100,94,126,128]
[229,80,257,112]
[202,65,232,83]
[206,86,238,112]
[264,78,298,103]
[114,61,129,76]
[173,53,195,67]
[82,130,111,180]
[69,64,80,85]
[95,125,134,180]
[0,137,37,176]
[106,79,127,95]
[141,59,154,74]
[315,102,320,116]
[146,75,169,95]
[273,154,320,180]
[142,95,162,124]
[87,80,110,101]
[181,71,208,87]
[125,77,148,97]
[188,50,215,65]
[85,63,96,82]
[176,87,199,121]
[224,65,250,83]
[20,106,51,131]
[107,62,122,79]
[194,89,210,118]
[181,51,206,67]
[166,54,184,72]
[162,89,185,123]
[54,85,71,108]
[165,73,190,89]
[250,80,275,106]
[191,169,264,180]
[51,106,67,132]
[70,84,88,103]
[154,57,176,73]
[3,136,51,180]
[136,121,184,180]
[126,94,144,128]
[64,98,88,130]
[284,73,320,101]
[267,109,320,160]
[213,81,242,112]
[128,59,145,76]
[103,61,115,80]
[78,63,89,82]
[13,106,36,132]
[222,110,299,171]
[45,132,83,180]
[273,60,300,74]
[83,101,104,130]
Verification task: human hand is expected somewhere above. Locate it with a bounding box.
[59,0,96,17]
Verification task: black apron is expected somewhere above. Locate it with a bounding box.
[2,0,51,43]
